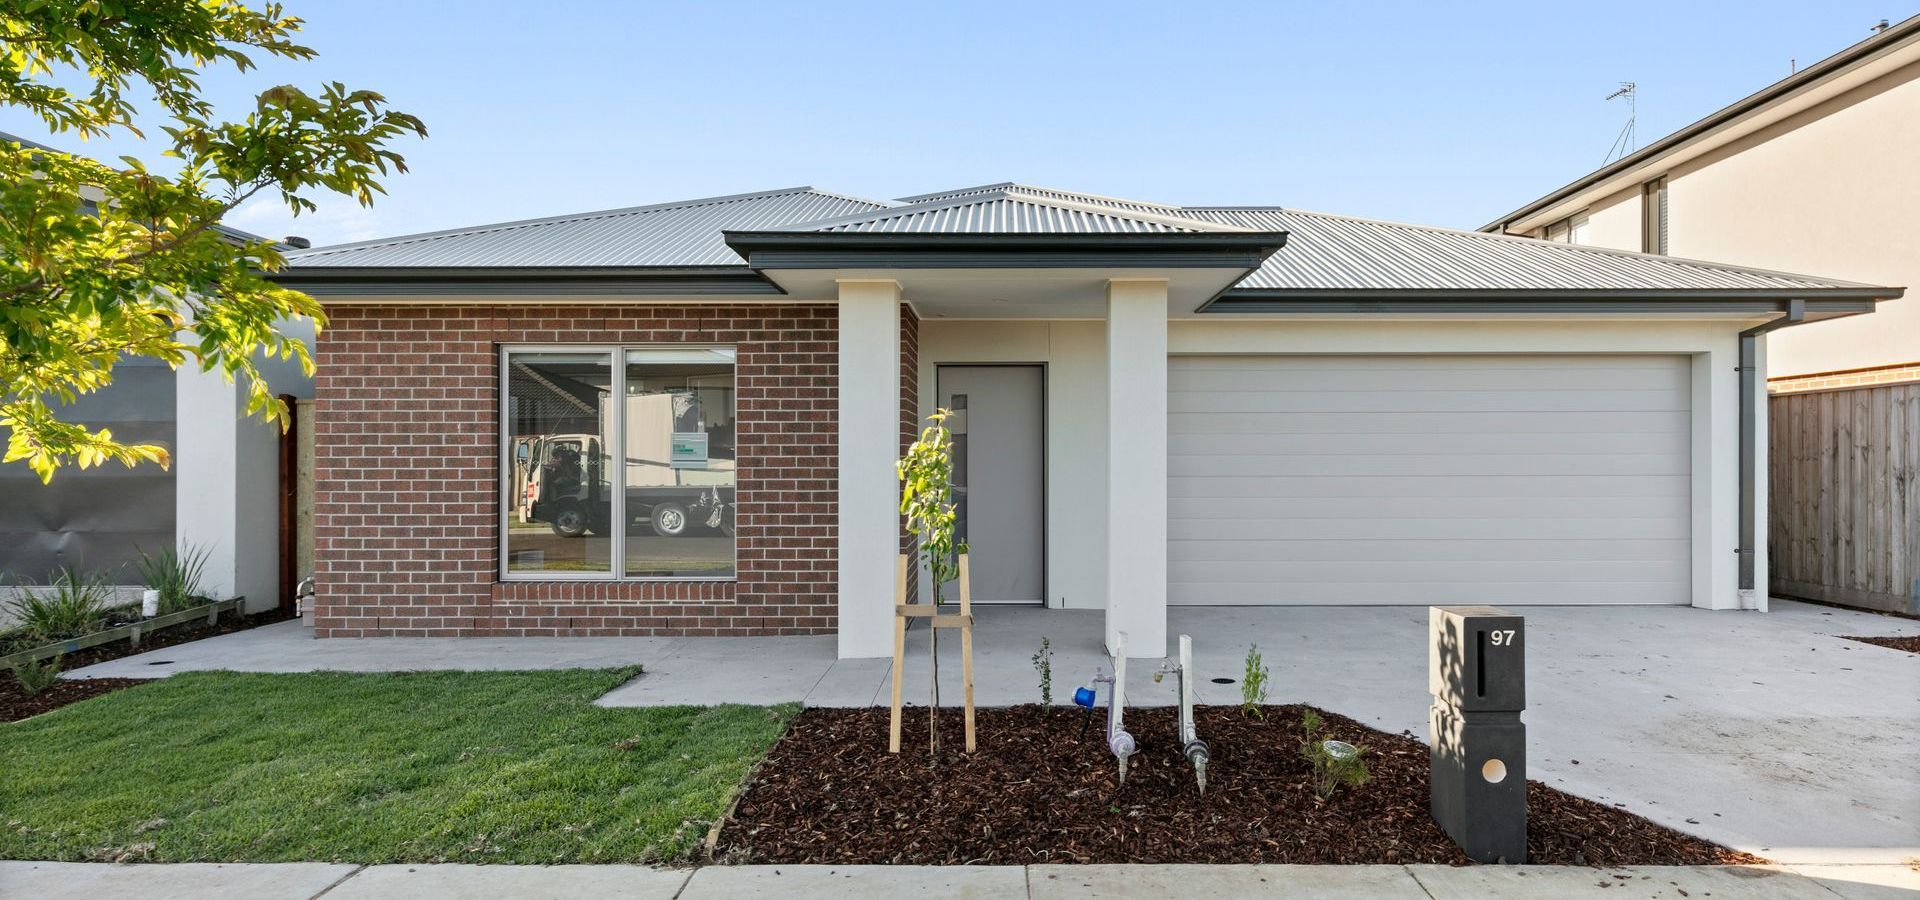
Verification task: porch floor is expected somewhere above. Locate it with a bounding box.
[63,599,1920,864]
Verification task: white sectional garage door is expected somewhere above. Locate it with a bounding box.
[1168,355,1691,606]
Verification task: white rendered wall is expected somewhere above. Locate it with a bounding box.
[175,368,282,613]
[915,320,1109,614]
[836,280,902,658]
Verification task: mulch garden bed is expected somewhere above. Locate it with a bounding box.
[26,605,297,672]
[2,607,295,723]
[1842,634,1920,654]
[716,705,1760,867]
[0,677,148,724]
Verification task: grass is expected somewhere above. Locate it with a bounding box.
[0,668,795,864]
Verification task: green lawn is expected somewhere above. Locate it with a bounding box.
[0,669,794,863]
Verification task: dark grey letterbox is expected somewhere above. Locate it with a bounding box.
[1429,605,1527,863]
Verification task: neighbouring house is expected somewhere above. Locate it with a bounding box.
[0,131,311,617]
[1482,15,1920,613]
[272,182,1901,657]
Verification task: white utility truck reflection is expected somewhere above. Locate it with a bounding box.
[516,390,735,538]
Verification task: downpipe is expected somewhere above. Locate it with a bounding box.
[1738,299,1804,603]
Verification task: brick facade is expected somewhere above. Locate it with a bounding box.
[312,302,881,638]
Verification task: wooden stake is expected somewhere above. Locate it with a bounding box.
[889,554,907,754]
[959,553,976,753]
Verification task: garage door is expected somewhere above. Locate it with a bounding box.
[1168,355,1691,606]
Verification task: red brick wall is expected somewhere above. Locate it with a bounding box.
[311,303,840,637]
[899,303,920,603]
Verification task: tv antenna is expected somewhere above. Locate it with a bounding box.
[1603,82,1636,164]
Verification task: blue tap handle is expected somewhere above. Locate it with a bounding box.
[1072,686,1097,709]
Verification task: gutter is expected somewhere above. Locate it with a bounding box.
[1737,299,1805,604]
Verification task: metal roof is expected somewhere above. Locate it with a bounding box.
[893,182,1188,216]
[1183,207,1879,294]
[284,187,887,268]
[779,187,1247,234]
[276,181,1893,299]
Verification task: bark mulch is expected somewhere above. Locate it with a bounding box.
[0,677,147,724]
[1841,634,1920,654]
[716,705,1761,867]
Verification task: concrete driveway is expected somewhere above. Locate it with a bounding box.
[69,599,1920,864]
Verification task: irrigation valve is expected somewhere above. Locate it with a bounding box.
[1157,634,1210,796]
[1093,632,1138,786]
[1428,606,1528,864]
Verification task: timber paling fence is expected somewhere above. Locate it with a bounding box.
[1769,380,1920,614]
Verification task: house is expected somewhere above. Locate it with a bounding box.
[0,131,311,616]
[273,183,1901,657]
[1481,15,1919,612]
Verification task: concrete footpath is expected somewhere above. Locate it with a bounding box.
[2,861,1916,899]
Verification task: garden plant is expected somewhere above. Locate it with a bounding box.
[1241,643,1270,717]
[897,408,967,753]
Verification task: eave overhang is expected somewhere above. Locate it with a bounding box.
[722,230,1291,271]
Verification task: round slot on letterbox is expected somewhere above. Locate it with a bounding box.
[1481,758,1508,784]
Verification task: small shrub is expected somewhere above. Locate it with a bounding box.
[1241,643,1270,717]
[14,654,63,696]
[5,569,116,640]
[134,544,211,614]
[1031,636,1053,711]
[1300,709,1369,800]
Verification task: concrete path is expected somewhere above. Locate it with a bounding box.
[2,861,1915,899]
[63,600,1920,863]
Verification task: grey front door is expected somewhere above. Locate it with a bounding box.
[937,365,1044,605]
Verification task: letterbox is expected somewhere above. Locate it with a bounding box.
[1429,605,1527,864]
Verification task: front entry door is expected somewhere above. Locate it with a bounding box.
[937,365,1044,604]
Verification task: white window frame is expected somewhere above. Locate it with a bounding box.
[498,343,738,583]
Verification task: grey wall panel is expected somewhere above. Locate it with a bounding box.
[1167,354,1692,606]
[0,365,176,584]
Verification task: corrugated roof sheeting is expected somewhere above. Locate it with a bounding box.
[282,180,1877,294]
[1185,207,1865,292]
[285,188,887,268]
[809,196,1217,233]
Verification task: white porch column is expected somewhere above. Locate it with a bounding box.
[1105,279,1168,657]
[837,279,902,658]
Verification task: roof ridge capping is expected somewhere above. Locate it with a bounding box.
[896,182,1187,212]
[764,186,1254,233]
[286,186,890,257]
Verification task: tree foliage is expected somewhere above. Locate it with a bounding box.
[897,408,967,604]
[1,1,425,481]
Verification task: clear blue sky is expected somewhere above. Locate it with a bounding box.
[5,1,1906,245]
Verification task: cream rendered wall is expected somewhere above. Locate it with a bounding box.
[1555,62,1920,378]
[915,320,1109,612]
[1169,317,1763,612]
[1578,186,1642,251]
